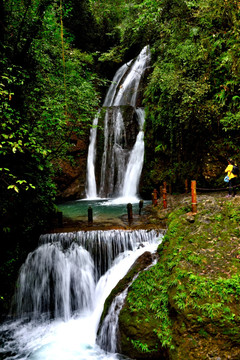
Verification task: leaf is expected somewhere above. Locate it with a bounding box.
[7,185,19,193]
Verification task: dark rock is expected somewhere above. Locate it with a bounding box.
[54,134,88,201]
[99,251,158,329]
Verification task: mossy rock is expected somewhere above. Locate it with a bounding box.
[98,250,159,332]
[119,305,167,360]
[117,194,240,360]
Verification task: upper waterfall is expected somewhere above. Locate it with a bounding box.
[113,46,150,106]
[86,46,151,200]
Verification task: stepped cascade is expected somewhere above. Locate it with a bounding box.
[86,46,151,200]
[0,229,162,360]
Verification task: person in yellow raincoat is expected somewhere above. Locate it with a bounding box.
[225,158,237,197]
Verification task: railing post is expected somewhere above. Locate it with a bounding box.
[163,182,167,209]
[88,206,93,223]
[139,200,143,215]
[191,180,197,213]
[153,189,158,206]
[127,203,133,221]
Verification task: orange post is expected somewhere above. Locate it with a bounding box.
[163,182,167,209]
[153,189,158,206]
[191,180,197,213]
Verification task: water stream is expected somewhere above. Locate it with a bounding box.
[0,230,162,360]
[86,46,150,200]
[86,115,99,199]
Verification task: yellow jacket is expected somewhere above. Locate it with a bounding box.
[225,164,237,180]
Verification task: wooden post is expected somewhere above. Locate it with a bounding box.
[88,206,93,223]
[139,200,143,215]
[153,189,158,206]
[127,203,133,221]
[191,180,197,213]
[163,183,167,209]
[185,179,188,193]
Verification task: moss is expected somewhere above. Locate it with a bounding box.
[118,194,240,359]
[98,251,158,330]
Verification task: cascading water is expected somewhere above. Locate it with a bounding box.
[97,288,128,353]
[0,229,162,360]
[86,46,151,200]
[86,115,99,199]
[121,108,145,200]
[97,258,158,354]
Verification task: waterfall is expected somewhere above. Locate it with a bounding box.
[97,288,128,353]
[1,230,162,360]
[113,47,150,107]
[121,108,145,199]
[103,61,133,107]
[39,229,159,282]
[86,115,98,199]
[86,46,151,200]
[97,257,158,354]
[14,243,95,320]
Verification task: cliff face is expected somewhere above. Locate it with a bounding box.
[103,194,240,360]
[54,133,89,201]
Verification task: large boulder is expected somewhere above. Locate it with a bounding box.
[117,195,240,360]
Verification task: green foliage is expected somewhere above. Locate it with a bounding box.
[0,0,104,313]
[131,339,155,353]
[0,0,102,204]
[124,198,240,353]
[126,251,174,350]
[133,0,240,187]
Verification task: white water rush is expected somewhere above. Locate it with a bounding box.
[86,115,99,199]
[86,46,151,202]
[0,229,162,360]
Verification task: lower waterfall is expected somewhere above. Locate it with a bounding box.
[0,230,162,360]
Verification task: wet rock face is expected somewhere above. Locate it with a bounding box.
[118,310,167,360]
[54,134,88,201]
